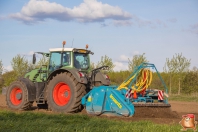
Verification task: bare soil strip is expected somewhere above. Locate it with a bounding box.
[0,95,197,124]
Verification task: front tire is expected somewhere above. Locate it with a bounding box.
[6,81,32,110]
[47,72,86,113]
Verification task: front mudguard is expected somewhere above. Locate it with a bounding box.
[1,78,36,102]
[19,78,36,101]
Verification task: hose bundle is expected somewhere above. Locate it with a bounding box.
[117,69,152,93]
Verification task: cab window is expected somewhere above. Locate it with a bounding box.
[74,53,89,69]
[63,52,71,66]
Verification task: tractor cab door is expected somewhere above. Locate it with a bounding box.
[49,51,71,73]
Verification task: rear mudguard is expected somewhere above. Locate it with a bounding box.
[92,71,110,85]
[47,68,88,84]
[81,85,135,117]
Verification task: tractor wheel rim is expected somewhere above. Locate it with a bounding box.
[53,82,71,106]
[10,87,22,105]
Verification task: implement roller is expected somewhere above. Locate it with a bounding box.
[81,63,170,117]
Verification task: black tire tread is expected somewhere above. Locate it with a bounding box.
[47,72,86,113]
[6,81,32,110]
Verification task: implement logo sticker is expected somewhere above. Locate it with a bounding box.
[110,94,122,109]
[88,96,92,102]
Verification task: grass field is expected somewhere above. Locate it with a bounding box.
[169,94,198,102]
[0,110,182,132]
[0,94,197,132]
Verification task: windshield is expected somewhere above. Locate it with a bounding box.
[74,53,89,69]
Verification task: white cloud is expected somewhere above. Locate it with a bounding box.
[190,23,198,34]
[3,65,12,72]
[113,54,130,71]
[191,23,198,29]
[167,18,177,23]
[0,15,7,21]
[113,61,128,71]
[133,51,140,55]
[8,0,169,28]
[113,20,133,27]
[183,22,198,35]
[117,53,140,62]
[28,51,34,56]
[101,23,108,27]
[130,15,168,28]
[119,55,129,62]
[136,18,153,27]
[21,51,34,57]
[9,0,132,24]
[155,19,167,27]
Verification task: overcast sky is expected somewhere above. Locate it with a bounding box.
[0,0,198,72]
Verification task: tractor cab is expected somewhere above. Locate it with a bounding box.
[29,42,94,83]
[48,48,93,73]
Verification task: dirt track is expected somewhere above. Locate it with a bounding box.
[0,94,197,124]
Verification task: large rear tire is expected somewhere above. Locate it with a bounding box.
[6,81,32,110]
[47,72,86,113]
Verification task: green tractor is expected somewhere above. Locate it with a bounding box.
[6,41,110,113]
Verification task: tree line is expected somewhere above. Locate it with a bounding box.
[0,54,48,89]
[0,53,197,95]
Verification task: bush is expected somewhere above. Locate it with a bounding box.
[1,71,17,88]
[108,71,130,85]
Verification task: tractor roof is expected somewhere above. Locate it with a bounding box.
[49,48,94,55]
[49,48,74,52]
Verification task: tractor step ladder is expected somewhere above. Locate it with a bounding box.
[36,83,46,104]
[36,91,45,104]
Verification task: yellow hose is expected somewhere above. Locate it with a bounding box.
[117,69,152,93]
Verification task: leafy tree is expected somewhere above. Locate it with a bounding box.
[0,60,3,90]
[90,62,95,71]
[164,53,191,95]
[0,60,3,75]
[108,70,130,85]
[37,56,49,67]
[27,61,35,72]
[1,71,18,87]
[11,54,29,77]
[128,53,148,72]
[149,72,167,90]
[96,55,115,72]
[182,68,198,94]
[0,78,3,90]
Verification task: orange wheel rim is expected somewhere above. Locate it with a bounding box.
[10,87,22,105]
[53,82,71,106]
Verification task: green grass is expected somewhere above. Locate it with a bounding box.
[169,94,198,102]
[0,110,182,132]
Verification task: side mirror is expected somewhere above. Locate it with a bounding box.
[90,51,94,55]
[33,53,36,64]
